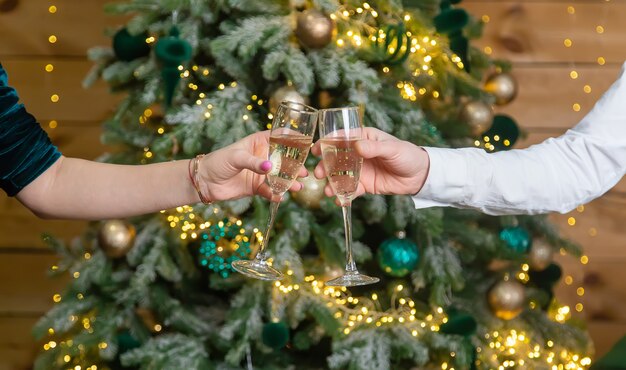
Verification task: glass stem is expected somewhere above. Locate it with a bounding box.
[256,200,280,261]
[341,203,357,274]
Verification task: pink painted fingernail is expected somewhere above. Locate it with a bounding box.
[261,161,272,171]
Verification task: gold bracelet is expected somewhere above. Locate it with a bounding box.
[188,154,212,205]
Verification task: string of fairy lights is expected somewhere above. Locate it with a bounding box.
[45,2,59,130]
[559,0,614,318]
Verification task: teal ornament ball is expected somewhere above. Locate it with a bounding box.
[113,28,151,61]
[262,322,290,349]
[198,218,252,278]
[377,235,420,277]
[499,226,531,253]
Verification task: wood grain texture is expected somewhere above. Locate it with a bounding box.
[0,0,123,57]
[0,253,68,314]
[464,1,626,64]
[495,64,621,130]
[0,316,41,370]
[1,59,122,122]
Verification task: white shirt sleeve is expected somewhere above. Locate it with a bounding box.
[412,62,626,216]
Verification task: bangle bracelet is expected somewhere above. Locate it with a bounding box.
[188,154,212,204]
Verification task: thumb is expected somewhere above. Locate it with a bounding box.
[230,151,272,175]
[356,139,399,160]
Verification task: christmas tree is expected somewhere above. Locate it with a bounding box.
[34,0,594,369]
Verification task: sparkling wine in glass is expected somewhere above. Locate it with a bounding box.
[232,101,318,280]
[319,106,379,287]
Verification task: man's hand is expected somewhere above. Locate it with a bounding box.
[312,127,430,199]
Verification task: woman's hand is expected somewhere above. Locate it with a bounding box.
[198,130,307,202]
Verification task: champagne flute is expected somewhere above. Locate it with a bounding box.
[232,101,318,280]
[319,107,379,287]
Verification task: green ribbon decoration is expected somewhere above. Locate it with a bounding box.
[374,22,411,65]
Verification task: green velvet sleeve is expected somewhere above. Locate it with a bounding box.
[0,63,61,196]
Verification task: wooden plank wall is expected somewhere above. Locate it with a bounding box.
[463,0,626,359]
[0,0,625,368]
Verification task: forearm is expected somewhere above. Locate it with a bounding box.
[17,156,200,220]
[414,132,626,215]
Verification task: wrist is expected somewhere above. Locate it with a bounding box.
[413,146,430,195]
[188,155,212,204]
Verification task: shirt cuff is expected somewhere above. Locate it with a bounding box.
[412,147,469,209]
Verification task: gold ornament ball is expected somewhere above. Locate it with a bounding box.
[98,220,136,258]
[460,100,494,136]
[291,175,327,209]
[529,240,553,271]
[484,72,518,105]
[487,280,526,320]
[269,85,308,114]
[295,9,335,49]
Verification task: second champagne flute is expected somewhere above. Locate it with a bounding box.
[319,107,380,287]
[232,101,318,280]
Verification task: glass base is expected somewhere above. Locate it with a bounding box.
[325,271,379,287]
[231,259,284,281]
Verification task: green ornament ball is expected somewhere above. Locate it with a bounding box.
[482,114,520,150]
[529,263,562,291]
[377,235,420,277]
[113,28,151,62]
[434,8,469,34]
[117,330,141,353]
[262,321,290,349]
[499,226,532,253]
[440,311,477,337]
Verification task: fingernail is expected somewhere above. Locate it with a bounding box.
[300,182,304,190]
[261,161,272,171]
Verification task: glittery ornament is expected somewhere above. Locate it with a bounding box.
[291,175,327,209]
[377,232,420,277]
[98,220,136,258]
[528,240,553,271]
[295,9,335,49]
[488,280,526,320]
[484,72,518,105]
[269,85,308,114]
[198,218,253,278]
[499,226,531,253]
[460,100,493,136]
